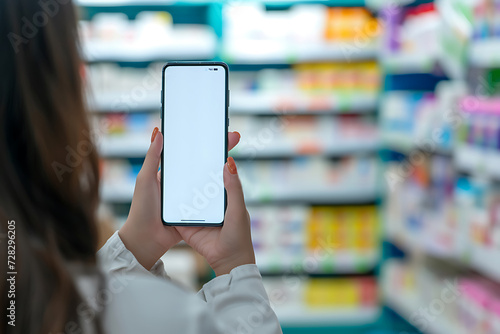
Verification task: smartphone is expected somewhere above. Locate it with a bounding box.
[161,61,229,226]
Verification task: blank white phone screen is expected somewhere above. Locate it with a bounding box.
[162,65,226,224]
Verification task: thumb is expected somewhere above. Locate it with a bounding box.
[223,157,246,214]
[141,127,163,178]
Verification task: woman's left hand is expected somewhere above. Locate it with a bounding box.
[119,127,241,270]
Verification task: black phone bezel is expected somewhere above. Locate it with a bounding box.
[160,61,229,227]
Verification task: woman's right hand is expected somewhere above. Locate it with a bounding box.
[174,157,256,276]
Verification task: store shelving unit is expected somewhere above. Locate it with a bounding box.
[275,307,380,327]
[101,178,380,204]
[222,43,378,64]
[383,287,466,334]
[386,225,500,283]
[378,1,500,333]
[99,135,380,158]
[89,91,378,114]
[80,1,389,332]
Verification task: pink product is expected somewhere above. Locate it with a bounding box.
[458,280,490,332]
[460,97,500,115]
[488,298,500,334]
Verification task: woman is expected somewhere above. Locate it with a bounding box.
[0,0,281,333]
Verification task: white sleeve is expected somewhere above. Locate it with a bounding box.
[98,232,282,334]
[197,264,282,334]
[97,231,169,279]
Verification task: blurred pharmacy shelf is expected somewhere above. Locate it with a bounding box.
[380,53,436,74]
[257,251,379,274]
[365,0,429,10]
[383,287,466,334]
[76,0,212,5]
[276,306,380,326]
[222,43,377,64]
[229,92,378,115]
[82,26,217,62]
[232,139,380,158]
[263,276,380,326]
[381,133,452,155]
[98,135,380,157]
[382,259,500,334]
[469,38,500,68]
[84,2,386,331]
[377,1,500,333]
[88,91,377,114]
[244,187,379,204]
[77,0,369,6]
[251,205,380,276]
[87,92,160,112]
[386,225,500,286]
[454,144,500,180]
[101,182,380,204]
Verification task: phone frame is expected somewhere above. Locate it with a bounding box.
[160,61,229,227]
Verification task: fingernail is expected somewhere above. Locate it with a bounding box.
[151,127,159,143]
[227,157,237,175]
[233,131,241,140]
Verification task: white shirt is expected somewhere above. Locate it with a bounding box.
[78,231,282,334]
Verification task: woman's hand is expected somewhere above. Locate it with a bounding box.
[119,127,243,270]
[119,128,180,270]
[175,156,256,276]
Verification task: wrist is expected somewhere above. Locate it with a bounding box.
[211,252,256,276]
[118,221,166,270]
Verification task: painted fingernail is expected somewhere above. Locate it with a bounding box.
[233,131,241,140]
[227,157,237,175]
[151,127,159,143]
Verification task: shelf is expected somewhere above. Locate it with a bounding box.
[78,0,368,5]
[460,96,500,115]
[89,91,377,114]
[244,186,380,204]
[232,139,380,158]
[382,133,452,155]
[101,182,380,204]
[76,0,213,6]
[99,134,379,158]
[83,26,217,62]
[380,52,436,74]
[99,134,150,157]
[257,251,379,274]
[275,306,380,326]
[387,226,500,283]
[469,246,500,283]
[469,38,500,68]
[101,182,136,203]
[88,91,160,112]
[229,91,378,115]
[384,288,466,334]
[265,0,368,6]
[366,0,421,10]
[455,144,500,180]
[223,42,377,64]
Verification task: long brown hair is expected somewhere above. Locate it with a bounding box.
[0,0,102,333]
